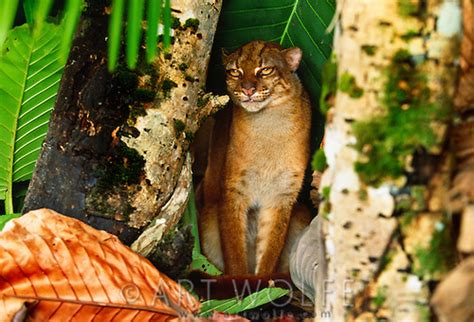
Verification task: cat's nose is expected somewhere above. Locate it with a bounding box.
[241,84,256,97]
[242,87,256,96]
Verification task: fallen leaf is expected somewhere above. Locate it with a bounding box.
[0,208,200,321]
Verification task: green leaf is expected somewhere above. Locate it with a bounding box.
[0,0,19,47]
[61,0,83,64]
[108,0,125,71]
[162,0,171,49]
[146,0,161,63]
[0,23,66,213]
[0,213,21,231]
[214,0,335,106]
[182,186,222,276]
[23,0,35,25]
[126,0,144,69]
[33,0,54,33]
[200,287,290,316]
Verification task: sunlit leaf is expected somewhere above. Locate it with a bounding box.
[0,23,66,213]
[0,0,19,47]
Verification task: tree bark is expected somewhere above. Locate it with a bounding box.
[289,0,462,320]
[24,0,227,262]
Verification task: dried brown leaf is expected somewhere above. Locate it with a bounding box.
[0,209,200,321]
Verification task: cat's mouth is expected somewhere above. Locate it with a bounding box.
[239,97,271,112]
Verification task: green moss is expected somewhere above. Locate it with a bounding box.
[372,286,387,308]
[413,218,455,279]
[401,30,422,41]
[197,95,209,108]
[319,57,338,115]
[161,79,177,97]
[179,63,189,71]
[184,18,200,32]
[358,188,368,201]
[171,16,181,29]
[185,131,195,142]
[361,45,377,56]
[129,105,147,124]
[311,149,328,172]
[398,0,419,17]
[132,88,156,102]
[339,72,364,98]
[321,186,331,201]
[173,119,186,135]
[108,144,145,186]
[352,49,448,186]
[185,75,195,82]
[115,69,139,90]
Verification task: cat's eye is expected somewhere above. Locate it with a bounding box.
[227,69,241,78]
[258,67,274,77]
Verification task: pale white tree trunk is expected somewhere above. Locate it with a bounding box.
[126,0,229,256]
[305,1,462,321]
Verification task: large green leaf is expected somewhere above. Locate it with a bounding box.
[199,287,290,317]
[0,23,65,213]
[214,0,335,106]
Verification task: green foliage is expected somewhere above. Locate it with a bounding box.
[182,187,223,276]
[0,213,21,231]
[0,23,67,214]
[61,0,84,63]
[371,286,387,308]
[109,0,172,71]
[339,72,364,98]
[353,50,447,186]
[146,0,161,63]
[0,1,19,47]
[199,287,289,317]
[126,0,144,69]
[311,148,327,172]
[398,0,419,17]
[214,0,335,107]
[413,219,454,279]
[319,55,338,115]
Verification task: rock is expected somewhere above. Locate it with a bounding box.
[431,257,474,322]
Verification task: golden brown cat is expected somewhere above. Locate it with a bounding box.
[198,40,312,276]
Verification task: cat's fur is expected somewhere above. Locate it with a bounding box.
[198,40,312,275]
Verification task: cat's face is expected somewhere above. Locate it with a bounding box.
[223,41,302,112]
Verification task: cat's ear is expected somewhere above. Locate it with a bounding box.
[221,48,230,64]
[282,47,302,71]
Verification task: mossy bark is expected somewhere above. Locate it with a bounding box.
[23,0,227,273]
[311,1,462,320]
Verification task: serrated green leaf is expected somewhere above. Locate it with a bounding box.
[0,213,21,231]
[200,287,290,316]
[214,0,335,107]
[0,23,66,213]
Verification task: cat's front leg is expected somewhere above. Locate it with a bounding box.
[255,204,293,275]
[219,188,250,275]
